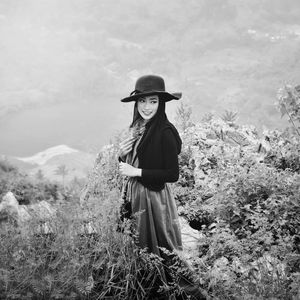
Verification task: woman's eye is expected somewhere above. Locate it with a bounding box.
[151,101,158,104]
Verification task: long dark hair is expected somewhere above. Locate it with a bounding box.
[130,95,182,155]
[130,96,168,130]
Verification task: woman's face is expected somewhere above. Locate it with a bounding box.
[137,95,159,120]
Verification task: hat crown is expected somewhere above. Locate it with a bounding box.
[135,75,165,93]
[121,74,181,102]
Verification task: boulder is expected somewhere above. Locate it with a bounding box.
[179,216,203,255]
[0,192,29,224]
[25,200,56,220]
[0,192,55,229]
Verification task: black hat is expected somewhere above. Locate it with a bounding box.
[121,75,182,102]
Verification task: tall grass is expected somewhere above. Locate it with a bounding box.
[0,188,197,300]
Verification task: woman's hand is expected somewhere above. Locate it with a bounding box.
[119,162,141,177]
[119,137,136,158]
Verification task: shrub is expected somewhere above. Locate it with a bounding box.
[174,116,300,299]
[0,191,194,300]
[0,159,64,204]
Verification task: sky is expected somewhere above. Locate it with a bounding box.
[0,0,299,156]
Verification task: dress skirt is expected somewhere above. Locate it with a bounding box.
[122,130,182,257]
[127,178,183,256]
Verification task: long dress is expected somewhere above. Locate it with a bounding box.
[122,133,183,257]
[120,132,206,299]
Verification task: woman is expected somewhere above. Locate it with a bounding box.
[118,74,183,257]
[118,75,206,300]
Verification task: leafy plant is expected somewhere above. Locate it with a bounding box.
[276,84,300,136]
[174,115,300,299]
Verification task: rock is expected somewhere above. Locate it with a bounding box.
[0,192,23,223]
[0,192,55,229]
[25,200,56,220]
[18,205,32,223]
[0,191,18,211]
[179,216,203,255]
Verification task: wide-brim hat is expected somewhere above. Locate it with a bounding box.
[121,74,182,102]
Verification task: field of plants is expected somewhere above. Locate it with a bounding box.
[0,85,299,299]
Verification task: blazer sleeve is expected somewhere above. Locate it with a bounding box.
[141,128,179,182]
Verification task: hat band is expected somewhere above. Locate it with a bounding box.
[129,89,166,97]
[130,89,141,96]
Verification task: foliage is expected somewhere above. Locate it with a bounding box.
[0,182,193,300]
[79,127,144,204]
[54,165,69,190]
[175,102,194,132]
[221,110,238,125]
[0,160,69,204]
[262,128,300,173]
[35,169,45,181]
[276,84,300,136]
[1,95,300,298]
[0,159,18,174]
[174,115,300,299]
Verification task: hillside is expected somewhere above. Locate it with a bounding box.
[4,145,95,183]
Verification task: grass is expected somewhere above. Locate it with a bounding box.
[0,191,201,300]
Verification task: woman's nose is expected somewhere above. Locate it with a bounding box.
[145,101,150,109]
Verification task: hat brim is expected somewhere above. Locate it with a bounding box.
[121,91,182,102]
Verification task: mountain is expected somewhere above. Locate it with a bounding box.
[4,145,95,183]
[1,155,37,171]
[16,145,79,166]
